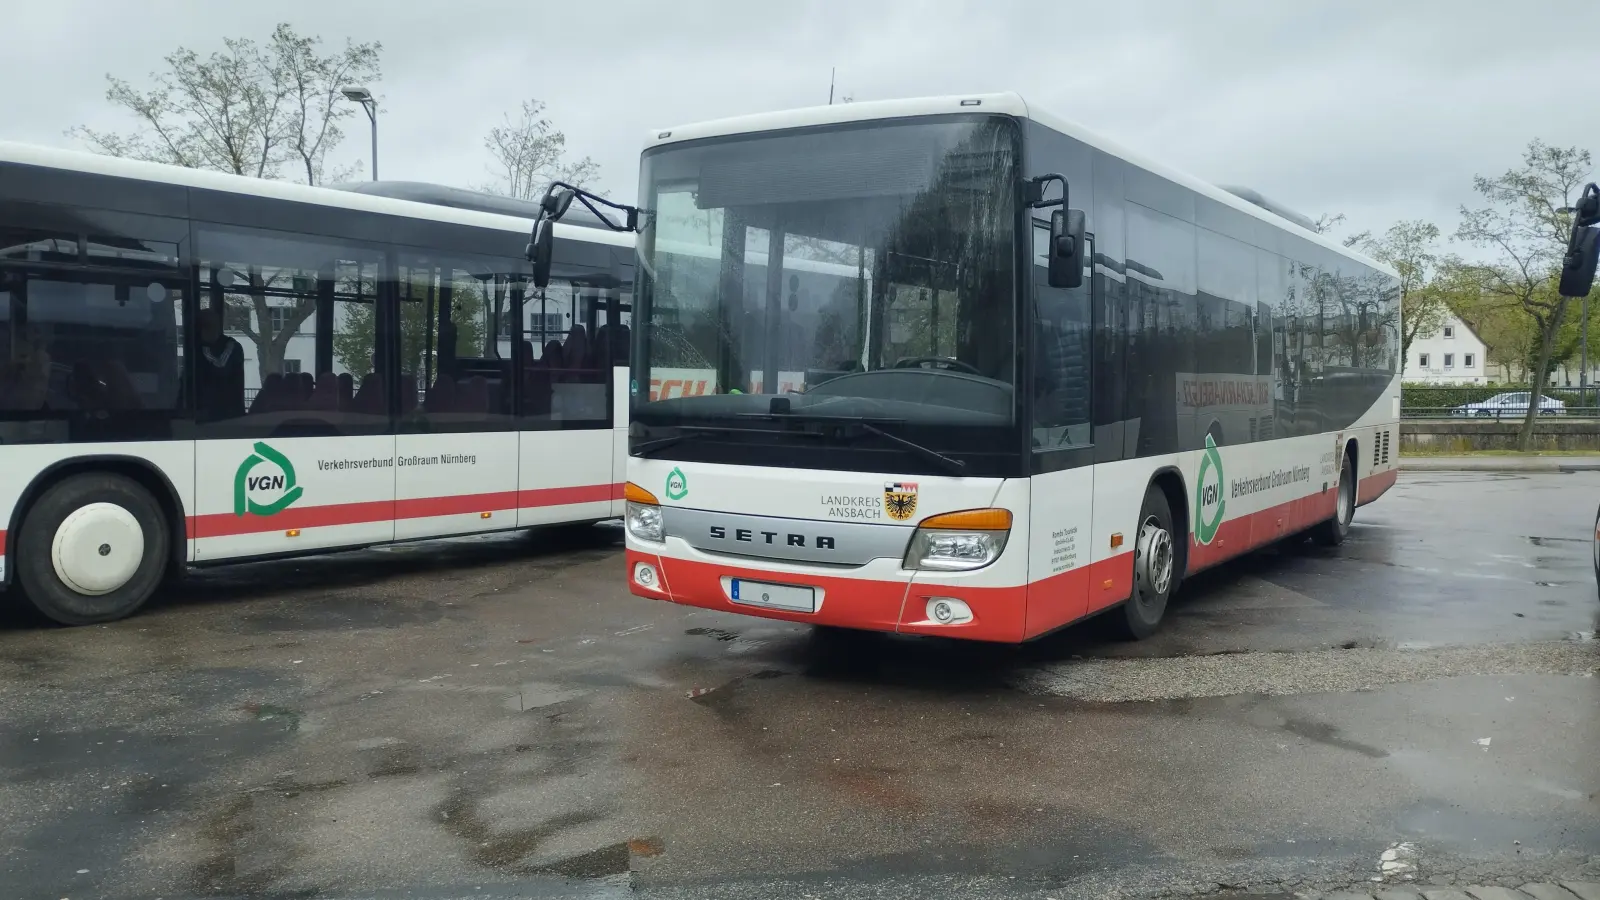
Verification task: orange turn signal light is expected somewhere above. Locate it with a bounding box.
[624,482,659,504]
[918,508,1012,530]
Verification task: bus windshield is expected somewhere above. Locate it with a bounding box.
[633,116,1019,437]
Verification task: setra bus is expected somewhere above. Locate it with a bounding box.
[531,93,1402,642]
[0,142,634,624]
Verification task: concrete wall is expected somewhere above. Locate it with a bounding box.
[1402,419,1600,452]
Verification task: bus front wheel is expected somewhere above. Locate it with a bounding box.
[1119,486,1177,640]
[15,472,169,625]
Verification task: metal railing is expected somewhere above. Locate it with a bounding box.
[1401,385,1600,419]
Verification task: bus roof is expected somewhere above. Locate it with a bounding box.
[646,92,1396,278]
[0,140,632,249]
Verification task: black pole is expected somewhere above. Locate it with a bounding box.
[367,102,378,181]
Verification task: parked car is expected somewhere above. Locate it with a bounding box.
[1453,391,1566,417]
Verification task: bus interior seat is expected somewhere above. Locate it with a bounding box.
[306,373,340,411]
[399,373,418,415]
[424,376,455,413]
[542,340,564,368]
[252,373,283,414]
[100,360,142,409]
[337,372,355,409]
[522,366,552,415]
[350,373,382,414]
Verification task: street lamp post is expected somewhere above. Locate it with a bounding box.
[341,86,378,181]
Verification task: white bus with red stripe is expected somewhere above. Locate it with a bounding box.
[0,142,633,624]
[604,93,1400,642]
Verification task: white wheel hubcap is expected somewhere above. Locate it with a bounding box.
[51,502,144,596]
[1135,517,1173,597]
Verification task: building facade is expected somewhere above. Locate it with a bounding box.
[1402,312,1488,384]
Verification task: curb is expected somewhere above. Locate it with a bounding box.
[1399,458,1600,473]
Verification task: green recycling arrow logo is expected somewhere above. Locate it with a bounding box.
[1194,434,1226,546]
[664,467,688,501]
[234,441,304,517]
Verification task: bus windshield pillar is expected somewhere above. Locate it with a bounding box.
[762,219,786,395]
[715,210,747,395]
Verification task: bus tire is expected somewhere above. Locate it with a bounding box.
[14,472,169,625]
[1312,450,1355,547]
[1118,485,1177,640]
[1590,503,1599,597]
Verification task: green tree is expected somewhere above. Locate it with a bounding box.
[71,24,382,380]
[332,273,491,389]
[1456,139,1593,448]
[1347,220,1446,364]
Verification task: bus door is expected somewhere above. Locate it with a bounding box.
[393,254,521,539]
[1025,216,1098,634]
[191,226,395,559]
[602,267,633,519]
[516,271,617,527]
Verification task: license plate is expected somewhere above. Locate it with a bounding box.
[728,579,816,613]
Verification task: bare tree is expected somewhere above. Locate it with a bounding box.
[1456,139,1593,449]
[69,24,382,381]
[480,99,600,200]
[270,24,380,185]
[1311,212,1347,235]
[70,24,379,184]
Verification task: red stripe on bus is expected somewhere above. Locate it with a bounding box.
[189,483,622,539]
[631,469,1401,642]
[0,529,6,555]
[1357,468,1398,505]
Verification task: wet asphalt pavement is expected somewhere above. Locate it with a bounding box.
[1,472,1597,900]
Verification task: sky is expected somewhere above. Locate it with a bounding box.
[4,0,1598,248]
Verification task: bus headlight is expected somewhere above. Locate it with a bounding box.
[904,508,1012,571]
[624,482,663,543]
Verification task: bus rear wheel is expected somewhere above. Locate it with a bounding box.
[1312,450,1355,547]
[15,472,169,625]
[1118,486,1177,640]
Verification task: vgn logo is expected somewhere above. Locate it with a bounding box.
[234,442,304,517]
[1193,434,1226,545]
[664,466,688,501]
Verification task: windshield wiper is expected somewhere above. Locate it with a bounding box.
[849,420,968,476]
[631,425,740,457]
[737,412,968,476]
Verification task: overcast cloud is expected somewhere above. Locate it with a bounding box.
[4,0,1597,244]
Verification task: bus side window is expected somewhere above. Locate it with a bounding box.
[194,225,386,438]
[396,254,519,433]
[0,205,186,442]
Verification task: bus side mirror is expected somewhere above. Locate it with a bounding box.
[1559,226,1600,298]
[529,219,555,289]
[1049,208,1086,289]
[542,188,575,219]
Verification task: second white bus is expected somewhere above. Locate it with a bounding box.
[0,142,634,624]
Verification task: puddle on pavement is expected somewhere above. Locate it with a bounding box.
[1526,536,1588,546]
[1278,717,1388,759]
[685,627,741,641]
[240,702,301,731]
[686,669,787,705]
